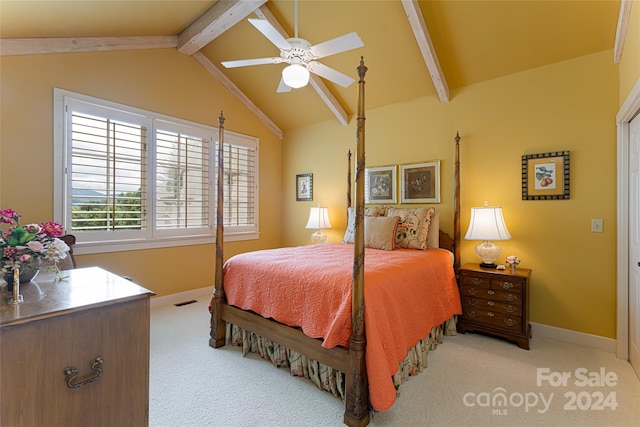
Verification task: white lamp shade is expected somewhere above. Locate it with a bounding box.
[282,64,310,89]
[464,205,511,241]
[305,206,332,230]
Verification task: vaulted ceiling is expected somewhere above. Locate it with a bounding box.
[0,1,624,138]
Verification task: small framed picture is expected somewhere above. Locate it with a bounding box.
[400,161,441,203]
[296,173,313,201]
[522,151,570,200]
[365,166,396,204]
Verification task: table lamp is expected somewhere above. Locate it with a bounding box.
[305,206,332,244]
[464,202,511,268]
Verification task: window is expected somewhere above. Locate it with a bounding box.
[54,89,259,254]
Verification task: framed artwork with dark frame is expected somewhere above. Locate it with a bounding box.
[365,166,396,204]
[400,160,441,203]
[522,151,570,200]
[296,173,313,201]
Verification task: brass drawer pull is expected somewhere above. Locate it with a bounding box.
[488,290,495,295]
[505,305,517,313]
[468,311,478,318]
[467,299,478,306]
[500,281,514,289]
[471,278,483,286]
[505,294,518,302]
[467,288,478,296]
[487,301,495,306]
[487,312,495,317]
[64,357,103,389]
[504,319,517,327]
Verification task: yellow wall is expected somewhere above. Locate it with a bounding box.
[619,1,640,104]
[0,48,283,297]
[282,50,619,338]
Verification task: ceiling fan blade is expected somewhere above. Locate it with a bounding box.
[248,18,292,51]
[277,78,292,93]
[221,57,282,68]
[309,32,364,59]
[308,62,355,88]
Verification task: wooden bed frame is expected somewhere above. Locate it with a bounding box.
[210,58,462,427]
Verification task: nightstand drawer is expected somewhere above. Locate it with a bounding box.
[461,297,521,316]
[461,275,490,288]
[491,278,523,293]
[460,286,522,305]
[462,309,524,333]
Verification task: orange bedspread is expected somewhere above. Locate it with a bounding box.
[222,242,461,411]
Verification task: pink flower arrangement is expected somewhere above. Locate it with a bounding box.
[1,208,70,280]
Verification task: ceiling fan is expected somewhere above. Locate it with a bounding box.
[221,1,364,93]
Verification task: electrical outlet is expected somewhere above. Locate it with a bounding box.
[591,219,603,233]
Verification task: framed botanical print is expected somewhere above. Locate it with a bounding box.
[522,151,570,200]
[296,173,313,201]
[400,161,441,203]
[365,166,396,203]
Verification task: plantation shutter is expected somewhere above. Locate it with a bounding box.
[155,126,211,230]
[69,110,147,234]
[218,133,258,236]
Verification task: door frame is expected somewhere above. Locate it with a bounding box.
[616,77,640,360]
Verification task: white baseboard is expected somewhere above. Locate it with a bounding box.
[151,286,214,309]
[531,322,616,354]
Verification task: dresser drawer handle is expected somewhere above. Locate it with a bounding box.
[467,288,478,296]
[504,319,517,327]
[487,301,495,306]
[467,299,478,306]
[471,278,483,286]
[468,311,478,318]
[487,290,495,295]
[64,357,103,389]
[505,294,518,302]
[500,281,514,289]
[487,312,495,317]
[505,305,517,313]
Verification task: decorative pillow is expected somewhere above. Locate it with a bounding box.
[364,205,388,217]
[387,207,435,250]
[343,206,390,244]
[426,211,440,249]
[363,216,398,251]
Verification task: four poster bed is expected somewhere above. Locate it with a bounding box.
[209,58,463,426]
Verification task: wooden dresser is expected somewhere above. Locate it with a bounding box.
[457,263,532,349]
[0,267,155,426]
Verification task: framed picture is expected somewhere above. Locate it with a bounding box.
[522,151,570,200]
[400,160,441,203]
[296,173,313,201]
[365,166,396,203]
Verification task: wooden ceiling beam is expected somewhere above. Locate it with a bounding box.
[401,0,450,104]
[254,5,349,126]
[193,52,283,140]
[0,36,177,56]
[177,0,267,56]
[614,0,632,64]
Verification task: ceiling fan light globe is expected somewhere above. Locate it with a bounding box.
[282,64,310,88]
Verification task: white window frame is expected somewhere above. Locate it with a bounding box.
[53,89,259,255]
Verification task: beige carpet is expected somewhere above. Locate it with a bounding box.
[149,298,640,426]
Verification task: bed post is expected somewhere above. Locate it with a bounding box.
[347,150,352,211]
[210,111,226,348]
[453,132,461,273]
[344,57,369,427]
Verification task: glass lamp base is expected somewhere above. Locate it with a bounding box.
[475,241,501,268]
[311,230,327,244]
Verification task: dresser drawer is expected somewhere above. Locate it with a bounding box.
[460,285,522,305]
[461,297,522,316]
[462,309,524,333]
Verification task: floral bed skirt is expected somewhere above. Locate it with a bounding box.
[226,316,458,404]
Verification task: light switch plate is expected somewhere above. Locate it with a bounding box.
[591,219,603,233]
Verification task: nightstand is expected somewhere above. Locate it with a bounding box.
[457,263,532,349]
